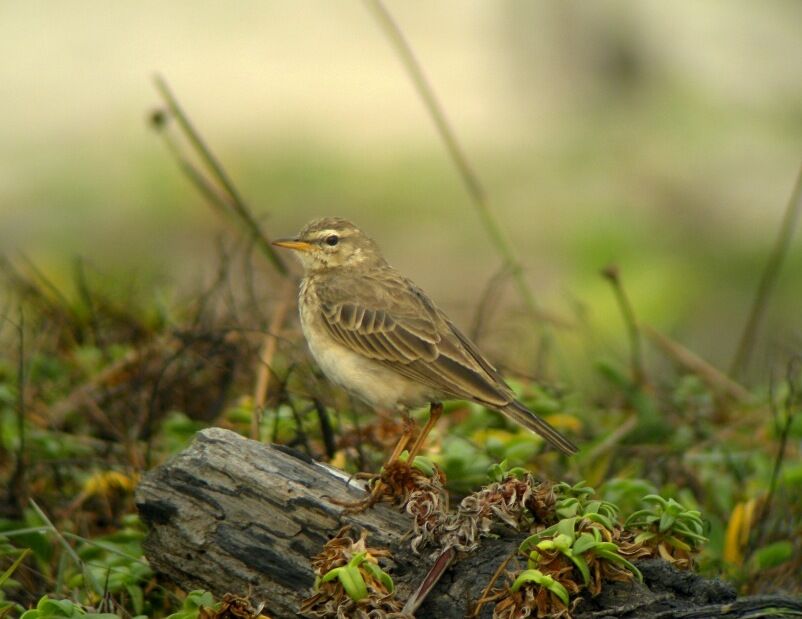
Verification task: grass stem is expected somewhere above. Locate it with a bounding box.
[730,164,802,379]
[365,0,554,366]
[152,76,289,276]
[601,265,646,387]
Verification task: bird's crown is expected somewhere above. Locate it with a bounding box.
[274,217,386,272]
[298,217,359,238]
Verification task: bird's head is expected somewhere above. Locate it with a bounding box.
[272,217,386,273]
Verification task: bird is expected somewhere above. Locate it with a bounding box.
[272,217,578,465]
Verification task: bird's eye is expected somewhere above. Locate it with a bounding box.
[325,235,339,246]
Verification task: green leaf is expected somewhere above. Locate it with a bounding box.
[510,569,570,605]
[556,517,578,540]
[556,498,580,518]
[536,540,556,551]
[750,541,793,570]
[570,553,591,586]
[510,569,542,593]
[320,566,342,584]
[165,590,217,618]
[595,550,643,582]
[595,359,631,390]
[572,532,598,556]
[552,533,573,552]
[584,512,615,531]
[347,551,367,569]
[659,511,676,533]
[126,584,145,615]
[487,462,504,483]
[339,564,368,601]
[519,523,560,554]
[183,591,215,610]
[363,561,394,593]
[0,548,31,587]
[666,535,692,552]
[633,531,656,544]
[412,456,435,477]
[42,598,85,617]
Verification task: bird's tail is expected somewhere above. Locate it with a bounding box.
[501,400,578,456]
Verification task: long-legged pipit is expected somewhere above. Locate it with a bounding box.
[273,217,578,468]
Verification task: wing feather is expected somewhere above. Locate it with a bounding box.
[311,269,577,454]
[316,271,510,404]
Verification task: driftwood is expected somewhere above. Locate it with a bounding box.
[136,428,801,618]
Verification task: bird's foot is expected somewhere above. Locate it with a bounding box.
[334,458,444,514]
[332,473,391,514]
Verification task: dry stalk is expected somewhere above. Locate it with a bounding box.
[601,265,646,388]
[642,324,750,402]
[364,0,558,374]
[252,278,296,439]
[731,163,802,379]
[151,75,289,277]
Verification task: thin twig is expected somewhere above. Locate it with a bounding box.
[601,265,646,387]
[582,415,638,465]
[152,75,289,276]
[284,396,311,455]
[312,398,337,460]
[755,356,800,549]
[73,256,101,348]
[0,306,11,466]
[365,0,554,358]
[469,264,511,343]
[642,324,751,402]
[153,113,233,219]
[16,253,84,344]
[731,163,802,379]
[252,278,295,439]
[29,499,102,595]
[16,252,75,317]
[8,308,27,514]
[467,551,515,618]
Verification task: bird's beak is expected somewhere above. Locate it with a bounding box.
[272,238,314,252]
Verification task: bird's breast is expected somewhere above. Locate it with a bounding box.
[298,282,434,411]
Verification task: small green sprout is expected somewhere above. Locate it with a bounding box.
[625,494,707,553]
[571,528,643,582]
[362,560,395,593]
[319,551,394,602]
[19,596,119,619]
[487,459,529,483]
[320,552,369,602]
[520,516,643,586]
[554,481,619,530]
[164,590,216,619]
[397,450,437,477]
[509,569,570,606]
[553,481,595,502]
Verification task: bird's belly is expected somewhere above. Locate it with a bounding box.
[302,319,432,411]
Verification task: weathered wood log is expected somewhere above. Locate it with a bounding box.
[136,428,802,618]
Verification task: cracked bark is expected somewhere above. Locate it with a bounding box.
[136,428,801,618]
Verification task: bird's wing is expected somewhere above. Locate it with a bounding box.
[315,269,513,407]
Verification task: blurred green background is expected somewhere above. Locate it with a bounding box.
[1,3,802,612]
[2,0,801,375]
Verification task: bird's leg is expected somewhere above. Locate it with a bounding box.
[337,410,417,512]
[406,402,443,462]
[351,417,411,480]
[362,410,415,496]
[385,412,414,465]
